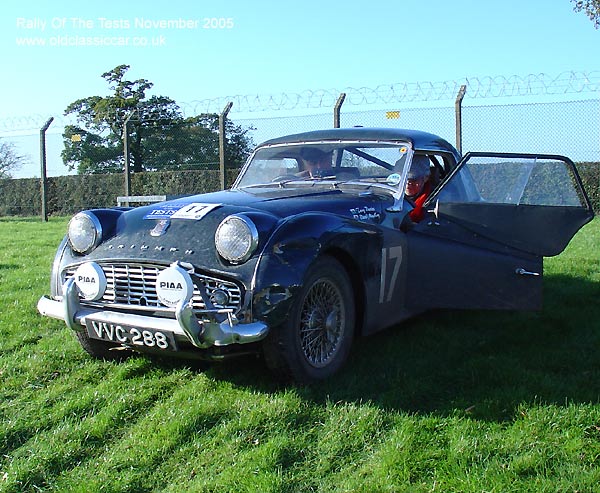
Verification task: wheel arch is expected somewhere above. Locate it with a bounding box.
[252,212,380,333]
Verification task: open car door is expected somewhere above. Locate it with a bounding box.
[432,152,593,256]
[405,152,594,312]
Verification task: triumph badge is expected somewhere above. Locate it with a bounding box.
[150,219,170,237]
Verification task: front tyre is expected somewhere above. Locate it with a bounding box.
[263,256,355,383]
[75,331,128,361]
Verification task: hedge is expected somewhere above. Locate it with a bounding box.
[577,162,600,213]
[0,169,241,217]
[1,164,598,217]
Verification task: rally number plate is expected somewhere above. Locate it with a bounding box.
[85,319,178,351]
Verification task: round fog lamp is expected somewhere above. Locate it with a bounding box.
[68,212,102,254]
[73,262,107,301]
[210,289,230,307]
[155,263,195,308]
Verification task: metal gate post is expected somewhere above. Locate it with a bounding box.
[334,93,346,128]
[455,85,467,154]
[219,102,233,190]
[40,117,54,221]
[122,110,136,197]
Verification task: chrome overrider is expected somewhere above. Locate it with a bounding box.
[37,277,269,349]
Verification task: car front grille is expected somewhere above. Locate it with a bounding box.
[64,262,242,314]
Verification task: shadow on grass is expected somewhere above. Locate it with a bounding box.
[190,273,600,422]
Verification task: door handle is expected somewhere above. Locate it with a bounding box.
[515,268,540,276]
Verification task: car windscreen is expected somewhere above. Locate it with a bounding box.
[234,142,413,188]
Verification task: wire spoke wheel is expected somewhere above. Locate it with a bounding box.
[299,278,345,368]
[262,255,355,382]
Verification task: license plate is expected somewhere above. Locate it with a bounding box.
[85,319,178,351]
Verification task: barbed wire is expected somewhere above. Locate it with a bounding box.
[183,71,600,114]
[1,71,599,133]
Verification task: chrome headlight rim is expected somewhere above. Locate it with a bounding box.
[67,211,103,254]
[215,215,259,264]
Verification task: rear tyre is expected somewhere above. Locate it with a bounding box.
[263,256,355,383]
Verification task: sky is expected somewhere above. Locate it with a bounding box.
[1,0,599,178]
[1,0,599,123]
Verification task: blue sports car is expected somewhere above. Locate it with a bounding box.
[38,128,594,382]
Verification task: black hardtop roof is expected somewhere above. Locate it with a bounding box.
[259,127,460,157]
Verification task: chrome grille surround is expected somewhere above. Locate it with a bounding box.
[64,262,242,315]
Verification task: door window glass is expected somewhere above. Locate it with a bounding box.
[439,155,587,207]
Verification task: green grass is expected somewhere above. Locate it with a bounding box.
[1,216,599,492]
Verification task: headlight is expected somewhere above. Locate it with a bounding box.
[68,212,102,254]
[215,215,259,264]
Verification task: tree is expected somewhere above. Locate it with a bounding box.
[572,0,600,28]
[141,114,254,171]
[0,140,26,179]
[62,65,254,174]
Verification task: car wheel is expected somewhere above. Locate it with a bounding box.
[263,256,355,383]
[75,331,128,361]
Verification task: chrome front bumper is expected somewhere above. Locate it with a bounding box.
[37,278,269,348]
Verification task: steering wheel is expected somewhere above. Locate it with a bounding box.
[271,174,299,182]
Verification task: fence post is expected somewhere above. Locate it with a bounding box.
[334,93,346,128]
[122,110,136,197]
[219,102,233,190]
[40,117,54,222]
[454,85,467,154]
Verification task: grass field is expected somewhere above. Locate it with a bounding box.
[1,216,599,492]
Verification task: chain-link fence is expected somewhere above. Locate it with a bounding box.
[0,72,598,216]
[232,99,599,164]
[463,99,599,160]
